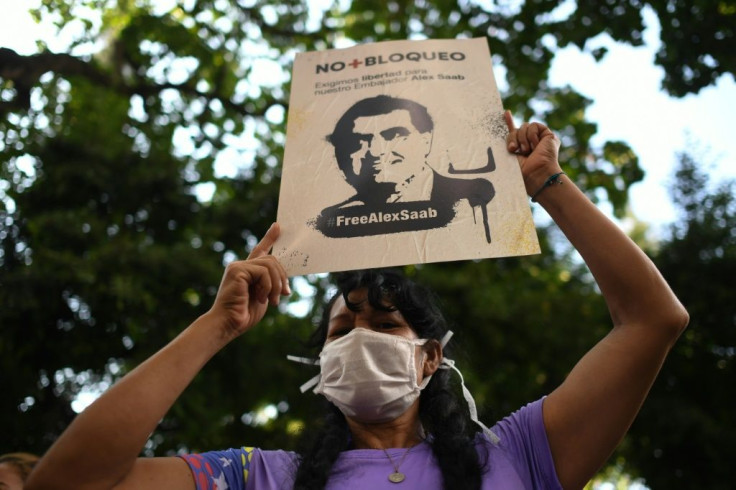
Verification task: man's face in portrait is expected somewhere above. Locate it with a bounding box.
[348,109,433,190]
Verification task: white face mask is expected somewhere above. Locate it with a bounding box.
[288,329,501,443]
[314,328,432,422]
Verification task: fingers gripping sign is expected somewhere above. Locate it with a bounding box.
[210,223,291,339]
[246,223,292,306]
[504,111,563,196]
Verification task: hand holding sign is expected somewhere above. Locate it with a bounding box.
[207,223,290,340]
[504,111,563,196]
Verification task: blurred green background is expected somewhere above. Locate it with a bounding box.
[1,1,734,488]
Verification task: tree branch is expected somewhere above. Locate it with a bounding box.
[0,48,276,117]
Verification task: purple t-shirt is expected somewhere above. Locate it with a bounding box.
[181,398,562,489]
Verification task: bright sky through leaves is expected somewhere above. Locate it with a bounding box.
[1,1,733,235]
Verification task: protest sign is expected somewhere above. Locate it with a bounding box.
[274,38,539,276]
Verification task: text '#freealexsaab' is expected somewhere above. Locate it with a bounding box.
[334,207,439,227]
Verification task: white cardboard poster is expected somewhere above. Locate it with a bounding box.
[274,38,540,276]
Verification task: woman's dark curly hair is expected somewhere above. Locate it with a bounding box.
[0,452,39,481]
[293,269,487,489]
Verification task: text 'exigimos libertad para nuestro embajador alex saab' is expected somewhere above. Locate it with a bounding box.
[314,69,465,96]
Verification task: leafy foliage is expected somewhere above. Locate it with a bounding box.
[648,0,736,96]
[1,1,734,487]
[625,154,736,489]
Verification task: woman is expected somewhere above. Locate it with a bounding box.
[0,453,39,490]
[25,115,688,490]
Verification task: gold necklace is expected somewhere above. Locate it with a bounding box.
[381,445,415,483]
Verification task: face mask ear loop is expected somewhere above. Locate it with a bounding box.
[440,330,454,348]
[416,330,452,390]
[438,330,500,444]
[286,355,322,393]
[300,374,321,393]
[440,359,500,443]
[286,355,319,366]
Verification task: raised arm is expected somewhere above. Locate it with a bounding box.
[505,114,689,490]
[25,224,290,490]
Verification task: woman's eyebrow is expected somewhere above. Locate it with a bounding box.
[328,311,353,324]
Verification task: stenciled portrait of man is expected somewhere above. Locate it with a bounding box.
[313,95,496,242]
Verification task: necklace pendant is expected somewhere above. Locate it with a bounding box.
[388,472,405,483]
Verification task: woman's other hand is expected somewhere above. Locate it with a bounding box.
[207,222,291,340]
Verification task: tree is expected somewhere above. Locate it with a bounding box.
[534,0,735,97]
[0,3,732,486]
[646,0,735,96]
[624,153,736,489]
